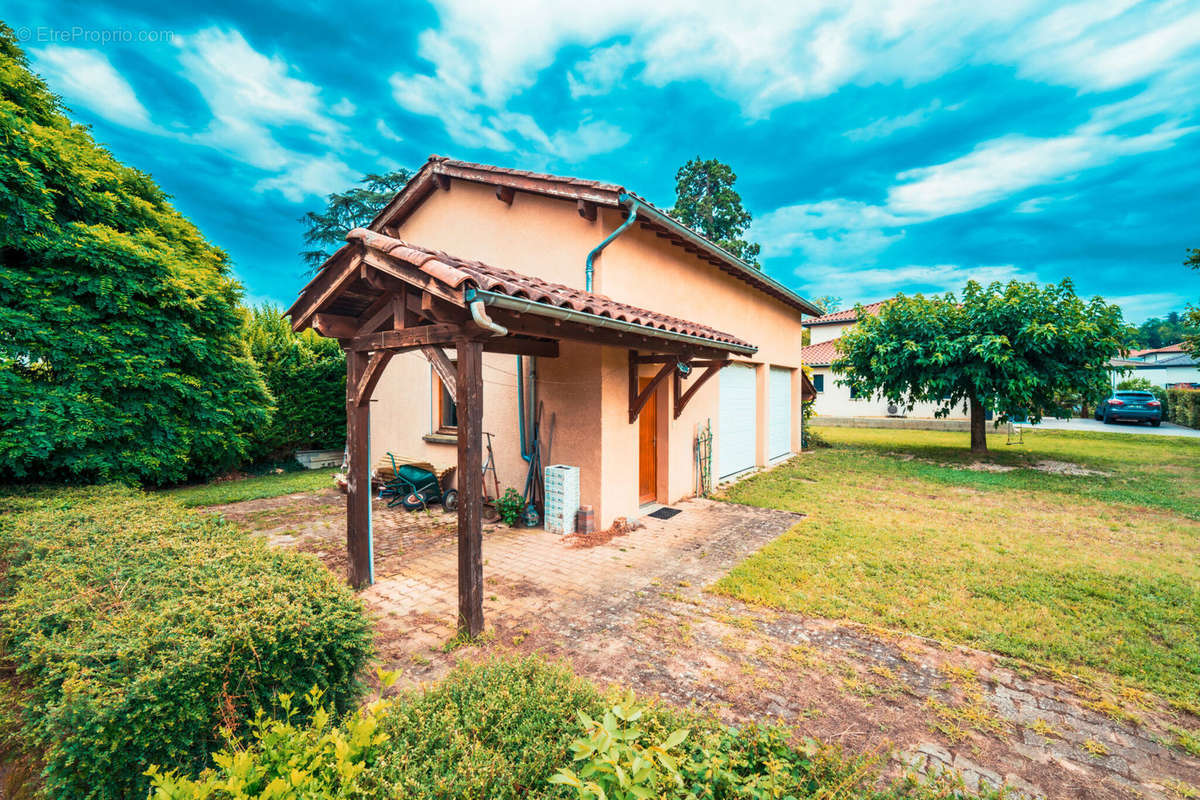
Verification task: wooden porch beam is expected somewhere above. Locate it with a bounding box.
[495,185,514,205]
[434,173,451,191]
[629,353,676,424]
[291,249,363,331]
[354,350,394,407]
[577,199,597,222]
[312,313,360,339]
[351,322,468,352]
[673,359,731,419]
[421,345,457,398]
[456,336,484,637]
[344,349,371,589]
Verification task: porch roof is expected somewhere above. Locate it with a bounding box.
[288,227,756,357]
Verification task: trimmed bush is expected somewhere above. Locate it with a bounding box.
[1168,387,1200,429]
[0,485,373,799]
[243,304,346,463]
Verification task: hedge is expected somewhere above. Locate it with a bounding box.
[0,485,374,799]
[1168,387,1200,429]
[150,657,1006,799]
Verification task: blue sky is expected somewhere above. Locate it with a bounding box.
[9,0,1200,322]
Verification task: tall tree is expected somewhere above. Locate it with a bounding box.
[669,157,761,265]
[301,170,411,272]
[833,280,1127,452]
[0,26,270,485]
[1184,248,1200,357]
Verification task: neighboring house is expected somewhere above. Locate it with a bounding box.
[290,156,820,530]
[801,300,969,419]
[1112,343,1200,388]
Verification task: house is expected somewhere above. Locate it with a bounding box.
[801,300,968,420]
[1113,343,1200,388]
[287,156,820,603]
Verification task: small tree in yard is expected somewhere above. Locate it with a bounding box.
[833,280,1127,452]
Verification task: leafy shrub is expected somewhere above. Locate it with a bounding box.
[146,679,395,800]
[1168,387,1200,429]
[243,304,346,463]
[0,27,271,486]
[0,485,373,800]
[495,487,526,526]
[364,657,601,797]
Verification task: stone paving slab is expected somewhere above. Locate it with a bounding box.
[228,493,1200,800]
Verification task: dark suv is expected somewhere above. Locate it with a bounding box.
[1095,391,1163,426]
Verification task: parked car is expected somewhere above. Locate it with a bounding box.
[1094,390,1163,426]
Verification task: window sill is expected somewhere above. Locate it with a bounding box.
[423,433,458,445]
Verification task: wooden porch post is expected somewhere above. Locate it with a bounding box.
[456,336,485,636]
[345,349,372,589]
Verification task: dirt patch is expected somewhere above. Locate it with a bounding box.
[1032,460,1108,477]
[563,516,642,548]
[887,452,1110,477]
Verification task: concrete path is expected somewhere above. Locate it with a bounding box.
[219,492,1200,800]
[1025,417,1200,438]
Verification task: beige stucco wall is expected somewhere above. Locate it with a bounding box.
[368,178,808,528]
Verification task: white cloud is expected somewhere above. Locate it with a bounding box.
[32,46,161,133]
[752,200,905,262]
[549,120,631,162]
[330,98,357,116]
[172,28,357,200]
[375,119,404,142]
[567,43,638,98]
[888,123,1194,219]
[796,261,1037,305]
[1105,292,1189,323]
[843,100,957,141]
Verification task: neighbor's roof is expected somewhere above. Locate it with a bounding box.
[801,338,842,367]
[801,299,891,327]
[368,155,823,317]
[1130,342,1185,358]
[290,228,755,353]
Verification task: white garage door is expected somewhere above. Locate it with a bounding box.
[719,363,757,479]
[769,367,792,459]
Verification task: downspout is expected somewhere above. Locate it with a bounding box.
[585,193,640,292]
[469,298,507,336]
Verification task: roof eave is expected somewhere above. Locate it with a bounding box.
[468,288,758,357]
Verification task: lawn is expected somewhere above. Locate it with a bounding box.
[715,426,1200,712]
[164,467,338,507]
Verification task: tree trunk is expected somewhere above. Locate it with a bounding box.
[969,394,988,453]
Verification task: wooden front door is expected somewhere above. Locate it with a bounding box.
[638,377,657,504]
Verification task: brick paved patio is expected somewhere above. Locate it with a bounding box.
[213,490,1200,800]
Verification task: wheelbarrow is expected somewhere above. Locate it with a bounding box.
[378,453,458,511]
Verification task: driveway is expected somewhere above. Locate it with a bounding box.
[1026,417,1200,438]
[212,491,1200,800]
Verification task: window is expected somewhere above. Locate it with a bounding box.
[813,374,824,393]
[850,385,863,399]
[435,366,457,432]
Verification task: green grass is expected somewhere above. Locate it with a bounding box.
[164,468,337,507]
[715,427,1200,711]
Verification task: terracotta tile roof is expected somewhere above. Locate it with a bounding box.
[347,229,755,352]
[802,299,891,326]
[370,155,823,317]
[801,338,842,367]
[1130,342,1185,357]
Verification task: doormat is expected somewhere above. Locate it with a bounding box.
[647,507,682,520]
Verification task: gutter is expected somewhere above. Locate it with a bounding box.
[465,288,757,356]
